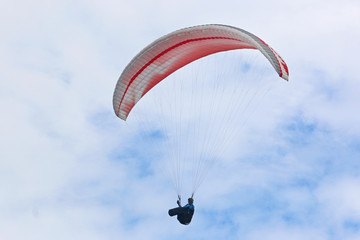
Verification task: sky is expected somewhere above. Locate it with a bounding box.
[1,0,360,239]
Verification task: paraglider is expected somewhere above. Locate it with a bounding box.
[113,24,288,225]
[168,197,195,225]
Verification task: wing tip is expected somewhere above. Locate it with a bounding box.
[281,74,289,81]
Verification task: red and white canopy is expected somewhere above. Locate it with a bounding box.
[113,24,289,120]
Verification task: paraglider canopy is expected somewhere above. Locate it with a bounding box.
[113,24,289,121]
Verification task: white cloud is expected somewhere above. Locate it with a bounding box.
[317,177,360,220]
